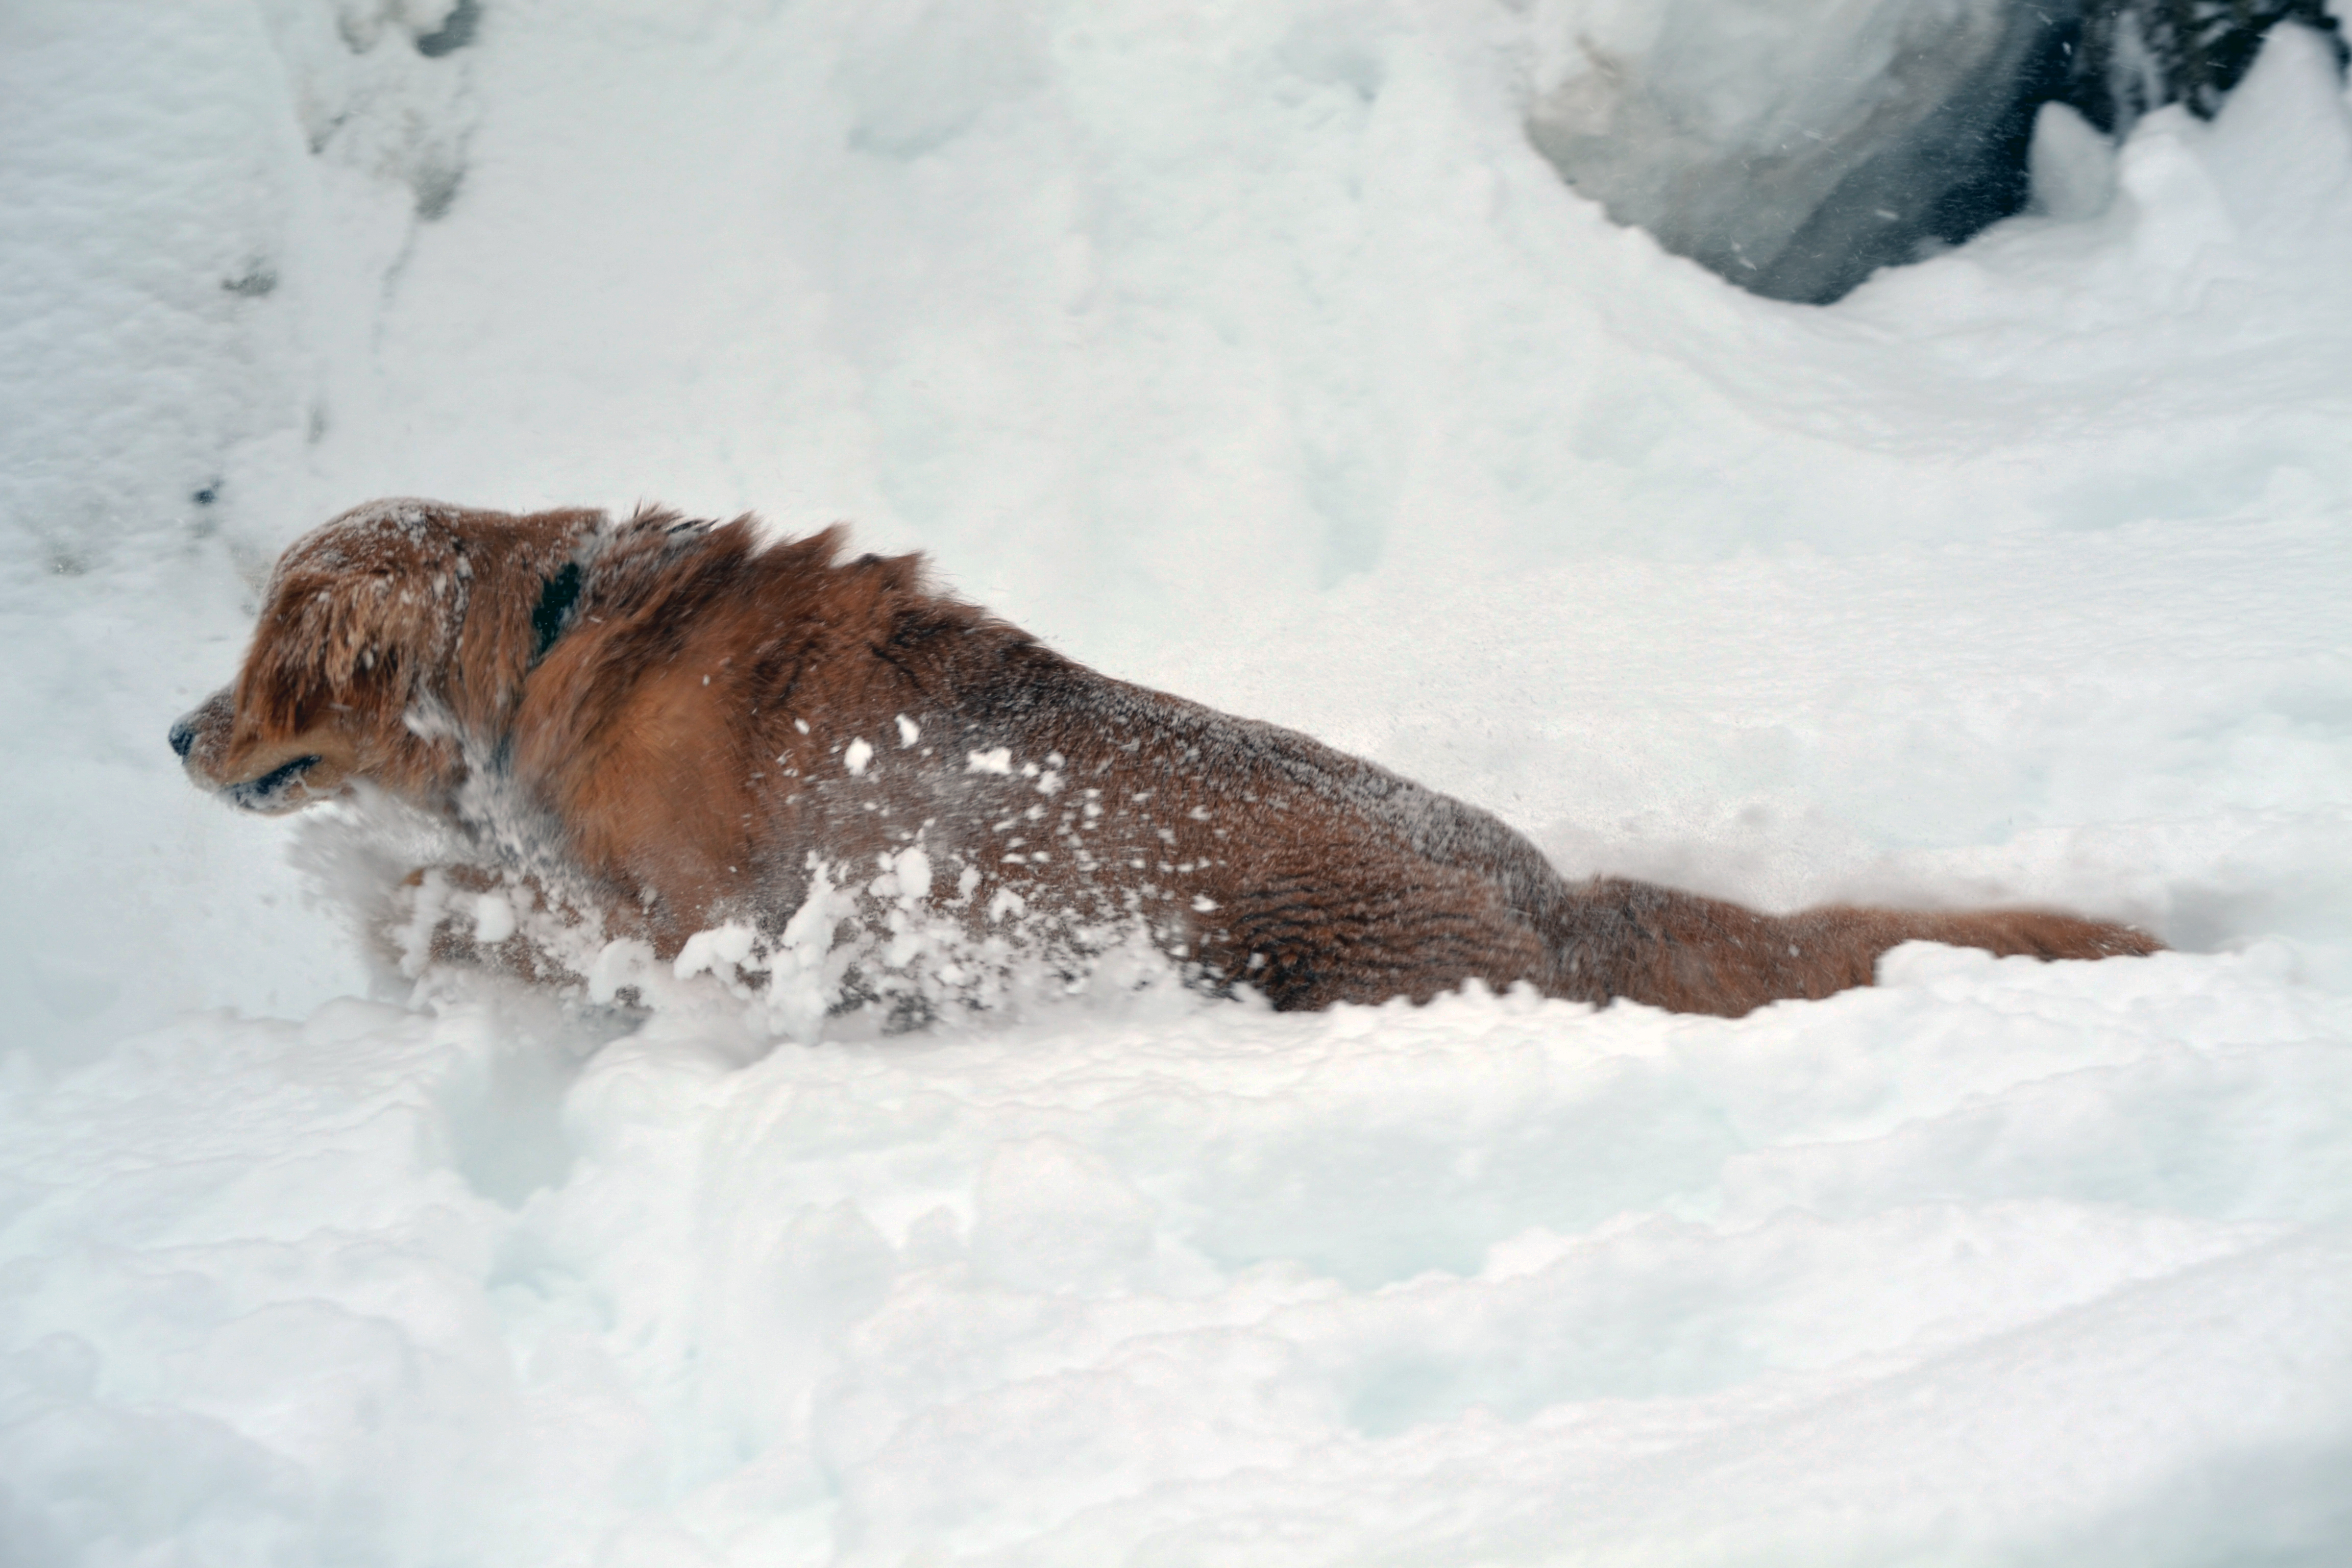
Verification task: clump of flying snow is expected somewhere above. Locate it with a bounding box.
[2,3,2350,1565]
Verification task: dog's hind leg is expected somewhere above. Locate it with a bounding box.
[1195,846,1555,1010]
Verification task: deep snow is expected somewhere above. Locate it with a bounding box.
[3,1,2350,1563]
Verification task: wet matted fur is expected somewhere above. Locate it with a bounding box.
[173,499,2160,1016]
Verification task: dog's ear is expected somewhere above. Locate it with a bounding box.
[238,538,469,734]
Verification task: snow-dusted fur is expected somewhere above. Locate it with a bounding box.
[174,500,2158,1016]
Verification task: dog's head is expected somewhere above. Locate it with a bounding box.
[174,499,598,815]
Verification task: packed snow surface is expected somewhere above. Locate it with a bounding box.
[5,2,2352,1563]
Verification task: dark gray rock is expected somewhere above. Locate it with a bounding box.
[1529,1,2343,305]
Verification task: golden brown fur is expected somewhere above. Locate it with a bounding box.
[174,499,2160,1017]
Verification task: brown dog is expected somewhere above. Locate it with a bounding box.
[172,499,2158,1016]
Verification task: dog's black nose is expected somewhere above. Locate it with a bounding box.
[168,717,195,760]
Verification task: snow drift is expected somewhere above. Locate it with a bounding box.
[2,1,2350,1563]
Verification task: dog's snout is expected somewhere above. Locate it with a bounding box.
[168,716,196,760]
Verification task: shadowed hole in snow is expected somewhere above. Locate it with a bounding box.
[433,1014,587,1207]
[414,0,481,60]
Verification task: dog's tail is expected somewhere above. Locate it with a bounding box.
[1543,878,2162,1017]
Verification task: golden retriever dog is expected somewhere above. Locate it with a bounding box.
[172,499,2159,1016]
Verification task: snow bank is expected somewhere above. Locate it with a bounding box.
[3,1,2350,1563]
[7,948,2349,1563]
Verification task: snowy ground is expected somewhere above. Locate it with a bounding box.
[4,2,2351,1563]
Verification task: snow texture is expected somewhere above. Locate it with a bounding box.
[4,2,2351,1563]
